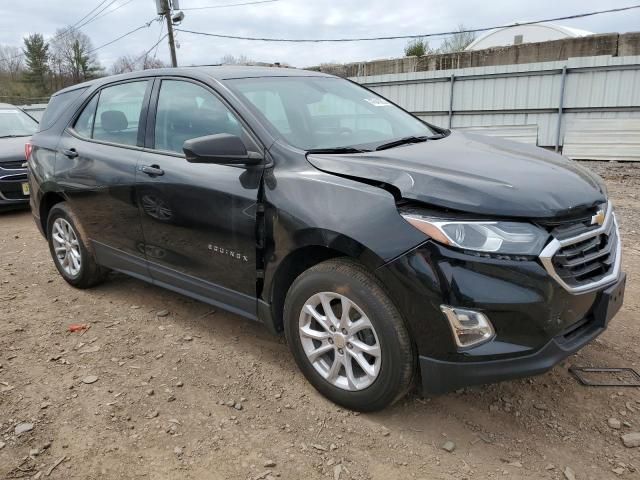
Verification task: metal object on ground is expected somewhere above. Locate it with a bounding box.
[562,118,640,161]
[569,367,640,387]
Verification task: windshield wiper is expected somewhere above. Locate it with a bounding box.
[306,147,370,154]
[375,135,428,151]
[0,134,30,138]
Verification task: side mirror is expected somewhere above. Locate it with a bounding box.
[183,134,262,165]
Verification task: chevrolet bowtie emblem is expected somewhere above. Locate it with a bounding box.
[591,209,606,226]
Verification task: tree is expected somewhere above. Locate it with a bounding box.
[111,53,167,74]
[50,27,102,85]
[438,25,477,53]
[0,45,24,80]
[22,33,49,93]
[404,38,431,57]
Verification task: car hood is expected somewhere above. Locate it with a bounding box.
[0,136,29,163]
[306,131,607,219]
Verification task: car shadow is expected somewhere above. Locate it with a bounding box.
[86,268,618,472]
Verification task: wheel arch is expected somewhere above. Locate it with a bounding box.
[260,230,385,335]
[39,191,66,238]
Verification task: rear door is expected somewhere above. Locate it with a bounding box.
[55,79,152,277]
[136,78,264,318]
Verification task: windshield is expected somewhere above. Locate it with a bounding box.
[226,76,436,151]
[0,108,38,137]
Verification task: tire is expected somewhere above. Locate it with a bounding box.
[284,258,415,411]
[46,202,108,289]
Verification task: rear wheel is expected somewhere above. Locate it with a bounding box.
[47,202,108,288]
[284,258,415,411]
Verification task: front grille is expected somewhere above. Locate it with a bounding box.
[552,220,617,287]
[0,160,26,170]
[0,173,27,182]
[0,189,27,200]
[539,203,621,294]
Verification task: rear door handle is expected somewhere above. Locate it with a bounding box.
[140,165,165,177]
[62,148,78,158]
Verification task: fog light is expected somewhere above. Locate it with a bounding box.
[440,306,495,349]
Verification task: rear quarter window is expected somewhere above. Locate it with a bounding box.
[39,87,89,132]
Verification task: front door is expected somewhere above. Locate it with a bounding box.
[136,78,263,318]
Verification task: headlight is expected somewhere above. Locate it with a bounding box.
[400,210,549,256]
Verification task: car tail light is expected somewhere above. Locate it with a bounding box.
[25,142,33,161]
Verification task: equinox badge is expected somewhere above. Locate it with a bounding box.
[208,244,249,262]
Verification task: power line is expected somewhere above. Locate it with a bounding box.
[0,0,111,63]
[137,33,170,64]
[181,0,278,10]
[66,0,112,31]
[152,21,166,60]
[0,0,128,64]
[176,4,640,42]
[88,18,161,54]
[59,0,121,39]
[79,0,134,27]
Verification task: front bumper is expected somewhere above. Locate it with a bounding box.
[0,163,29,209]
[420,273,625,393]
[375,240,626,394]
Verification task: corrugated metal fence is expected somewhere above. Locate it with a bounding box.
[350,55,640,160]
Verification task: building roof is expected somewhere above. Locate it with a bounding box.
[465,22,594,50]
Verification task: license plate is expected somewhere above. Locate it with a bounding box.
[595,274,626,326]
[22,182,30,196]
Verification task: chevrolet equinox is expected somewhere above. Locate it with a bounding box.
[28,67,626,411]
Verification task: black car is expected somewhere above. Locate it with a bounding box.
[0,103,38,210]
[28,67,625,411]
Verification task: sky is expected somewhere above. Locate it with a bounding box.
[0,0,639,70]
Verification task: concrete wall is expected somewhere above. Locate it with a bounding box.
[313,32,640,77]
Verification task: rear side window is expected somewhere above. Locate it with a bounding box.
[91,81,148,147]
[39,87,88,131]
[74,95,98,138]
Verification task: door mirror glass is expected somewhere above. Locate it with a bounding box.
[183,134,261,165]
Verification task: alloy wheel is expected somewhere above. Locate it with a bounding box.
[298,292,382,391]
[51,218,82,277]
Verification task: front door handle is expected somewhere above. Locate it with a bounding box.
[62,148,78,158]
[140,165,165,177]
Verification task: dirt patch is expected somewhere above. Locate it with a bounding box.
[1,161,639,479]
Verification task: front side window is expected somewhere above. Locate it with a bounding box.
[154,80,243,154]
[0,108,38,138]
[90,81,148,146]
[227,76,435,150]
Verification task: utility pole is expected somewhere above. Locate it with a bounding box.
[161,0,177,67]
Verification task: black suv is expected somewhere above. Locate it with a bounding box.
[0,103,38,210]
[28,67,625,411]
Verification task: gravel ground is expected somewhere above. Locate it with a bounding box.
[1,161,640,479]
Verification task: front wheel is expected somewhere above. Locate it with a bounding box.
[284,258,415,411]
